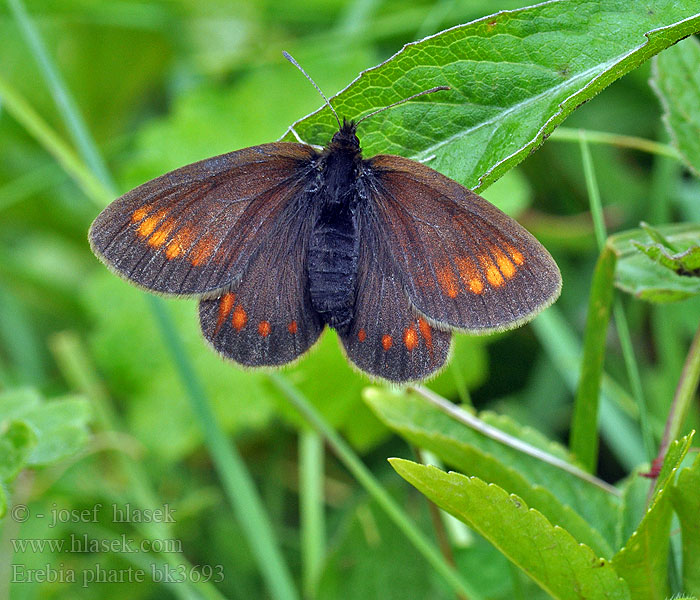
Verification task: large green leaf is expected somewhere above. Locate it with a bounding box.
[282,0,700,190]
[364,388,619,555]
[611,434,694,600]
[391,459,630,600]
[608,223,700,303]
[670,451,700,596]
[652,36,700,176]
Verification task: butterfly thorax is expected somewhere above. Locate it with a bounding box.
[307,121,363,332]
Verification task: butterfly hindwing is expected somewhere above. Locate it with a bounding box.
[362,155,562,333]
[89,143,318,296]
[198,197,323,367]
[338,218,451,382]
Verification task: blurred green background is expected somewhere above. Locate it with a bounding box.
[1,1,699,598]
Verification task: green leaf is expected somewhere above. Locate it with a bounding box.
[0,388,91,468]
[670,451,700,596]
[0,420,37,482]
[608,223,700,303]
[282,0,700,190]
[611,434,694,600]
[651,36,700,176]
[364,388,619,555]
[391,459,631,600]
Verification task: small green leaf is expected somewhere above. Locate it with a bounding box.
[0,420,37,482]
[364,388,619,555]
[391,459,630,600]
[282,0,700,191]
[631,242,700,276]
[0,388,92,468]
[611,434,694,600]
[670,451,700,596]
[652,36,700,176]
[608,224,700,303]
[22,397,91,465]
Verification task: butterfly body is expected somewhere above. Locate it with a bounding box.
[307,121,363,332]
[89,114,561,383]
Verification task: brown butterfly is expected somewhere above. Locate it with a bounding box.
[89,53,561,383]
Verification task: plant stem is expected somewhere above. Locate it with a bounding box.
[578,133,655,466]
[269,374,482,600]
[8,1,299,595]
[6,0,115,189]
[299,430,325,599]
[551,127,679,159]
[0,74,112,206]
[152,300,299,600]
[412,385,620,496]
[652,323,700,484]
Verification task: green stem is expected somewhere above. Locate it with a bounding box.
[151,299,299,600]
[8,2,300,595]
[577,134,655,466]
[269,374,483,600]
[414,386,619,495]
[613,300,655,462]
[552,127,679,159]
[6,0,115,189]
[653,323,700,479]
[0,74,112,206]
[299,430,325,599]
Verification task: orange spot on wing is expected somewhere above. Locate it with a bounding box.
[148,219,176,248]
[190,235,216,266]
[418,318,433,350]
[232,305,247,331]
[479,255,505,288]
[136,209,167,238]
[403,326,419,351]
[214,293,235,334]
[288,321,298,334]
[165,227,194,260]
[505,244,525,265]
[258,321,271,337]
[381,335,393,351]
[131,204,152,223]
[358,329,367,342]
[455,257,484,295]
[493,248,516,279]
[436,264,459,298]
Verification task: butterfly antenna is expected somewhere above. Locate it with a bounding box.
[283,51,341,128]
[356,86,450,125]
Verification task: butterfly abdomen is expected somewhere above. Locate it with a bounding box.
[307,200,359,331]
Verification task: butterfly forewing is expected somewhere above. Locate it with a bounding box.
[89,143,317,296]
[199,196,323,366]
[362,155,561,333]
[338,215,451,382]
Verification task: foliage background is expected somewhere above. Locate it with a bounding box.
[0,1,698,599]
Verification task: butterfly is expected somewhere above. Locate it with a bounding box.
[88,54,561,383]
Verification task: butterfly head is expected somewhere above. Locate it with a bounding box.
[328,119,361,155]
